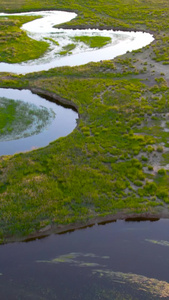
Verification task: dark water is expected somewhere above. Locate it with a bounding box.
[0,88,78,156]
[0,219,169,299]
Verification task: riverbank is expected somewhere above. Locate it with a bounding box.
[3,208,169,244]
[0,0,169,243]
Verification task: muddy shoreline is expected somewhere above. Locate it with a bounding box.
[3,208,169,244]
[30,87,79,113]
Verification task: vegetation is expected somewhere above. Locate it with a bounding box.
[43,37,59,46]
[59,43,76,55]
[0,0,169,242]
[0,15,49,63]
[72,36,111,48]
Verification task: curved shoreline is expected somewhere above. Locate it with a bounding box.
[30,87,79,113]
[3,209,169,244]
[57,23,155,36]
[0,87,78,156]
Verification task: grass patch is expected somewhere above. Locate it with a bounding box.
[72,36,111,48]
[0,69,168,239]
[0,15,49,63]
[44,37,59,46]
[59,43,76,55]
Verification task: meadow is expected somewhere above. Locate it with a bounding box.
[0,0,169,242]
[0,15,48,63]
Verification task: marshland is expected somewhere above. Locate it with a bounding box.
[0,0,169,298]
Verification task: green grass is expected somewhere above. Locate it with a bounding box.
[0,15,49,63]
[59,43,76,55]
[43,37,59,46]
[72,36,111,48]
[0,0,169,241]
[0,66,168,240]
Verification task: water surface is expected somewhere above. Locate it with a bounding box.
[0,219,169,299]
[0,88,78,156]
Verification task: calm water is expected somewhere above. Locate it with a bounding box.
[0,219,169,299]
[0,11,154,74]
[0,88,78,155]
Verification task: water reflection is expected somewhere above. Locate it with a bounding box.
[0,88,78,155]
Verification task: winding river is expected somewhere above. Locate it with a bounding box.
[0,10,154,74]
[0,10,167,300]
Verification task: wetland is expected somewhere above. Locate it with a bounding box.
[0,10,153,74]
[1,0,169,298]
[0,0,169,250]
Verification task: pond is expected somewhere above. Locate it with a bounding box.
[0,219,169,299]
[0,10,154,74]
[0,88,78,156]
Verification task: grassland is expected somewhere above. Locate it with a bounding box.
[0,0,169,242]
[0,15,49,63]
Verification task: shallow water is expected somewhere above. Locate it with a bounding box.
[0,10,154,74]
[0,88,78,155]
[0,219,169,299]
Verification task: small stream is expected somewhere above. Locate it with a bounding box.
[0,219,169,299]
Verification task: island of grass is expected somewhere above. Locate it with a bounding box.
[0,0,169,243]
[0,97,55,141]
[72,36,111,48]
[43,37,59,46]
[59,37,111,56]
[59,43,76,55]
